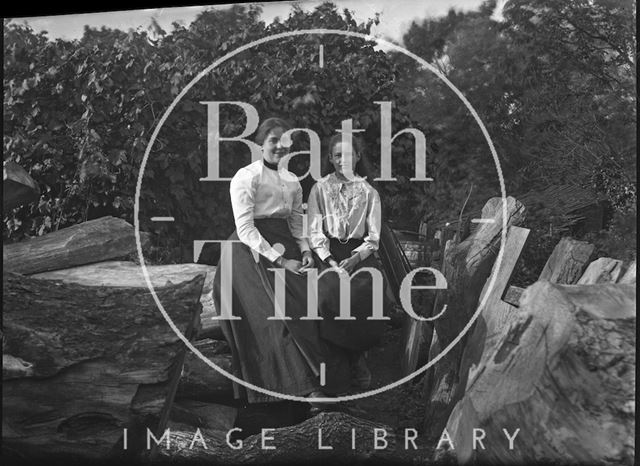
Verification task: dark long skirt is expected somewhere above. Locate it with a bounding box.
[212,218,352,403]
[315,238,389,351]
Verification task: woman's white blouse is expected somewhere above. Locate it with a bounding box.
[229,160,310,262]
[307,173,381,262]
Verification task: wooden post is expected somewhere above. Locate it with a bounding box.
[422,196,526,441]
[577,257,624,284]
[379,224,435,376]
[378,224,413,300]
[454,226,530,401]
[618,260,636,284]
[539,237,595,284]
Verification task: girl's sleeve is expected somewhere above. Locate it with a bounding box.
[307,183,332,261]
[230,171,283,263]
[353,188,381,261]
[287,182,311,255]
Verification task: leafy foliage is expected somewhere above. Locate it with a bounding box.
[4,0,636,267]
[4,3,431,262]
[398,0,636,269]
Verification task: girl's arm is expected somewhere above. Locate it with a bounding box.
[352,188,382,261]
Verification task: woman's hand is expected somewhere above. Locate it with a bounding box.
[338,254,360,274]
[277,257,303,274]
[301,251,315,269]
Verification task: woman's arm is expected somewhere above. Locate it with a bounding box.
[288,182,312,255]
[288,182,314,268]
[229,170,283,263]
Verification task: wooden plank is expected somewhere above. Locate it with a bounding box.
[502,285,524,307]
[455,226,530,404]
[3,160,39,211]
[400,317,432,376]
[399,257,437,375]
[482,226,530,331]
[539,237,594,284]
[418,220,429,238]
[423,197,526,441]
[618,260,636,284]
[378,223,412,301]
[482,226,531,306]
[578,257,624,284]
[3,216,151,275]
[380,224,435,376]
[423,234,460,391]
[399,238,429,269]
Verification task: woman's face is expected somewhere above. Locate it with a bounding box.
[262,127,289,164]
[330,141,360,176]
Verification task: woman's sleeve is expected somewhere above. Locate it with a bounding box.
[287,182,311,255]
[353,188,381,261]
[306,183,332,261]
[229,171,283,263]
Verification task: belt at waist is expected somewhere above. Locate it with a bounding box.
[328,237,364,248]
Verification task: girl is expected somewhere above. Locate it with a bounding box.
[307,134,388,390]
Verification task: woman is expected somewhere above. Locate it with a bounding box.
[307,134,388,390]
[212,117,352,404]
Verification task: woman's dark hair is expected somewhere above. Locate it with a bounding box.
[323,133,373,180]
[254,117,292,145]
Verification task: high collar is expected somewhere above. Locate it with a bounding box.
[262,159,279,171]
[330,172,363,184]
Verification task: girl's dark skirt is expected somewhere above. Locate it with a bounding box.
[315,238,388,352]
[212,218,352,403]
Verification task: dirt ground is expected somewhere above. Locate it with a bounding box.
[233,323,437,463]
[340,325,436,463]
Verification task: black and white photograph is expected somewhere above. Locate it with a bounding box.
[3,0,636,464]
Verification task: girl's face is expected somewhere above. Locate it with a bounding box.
[330,141,360,177]
[262,127,289,164]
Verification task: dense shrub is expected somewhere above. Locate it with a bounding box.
[4,1,636,266]
[4,4,433,262]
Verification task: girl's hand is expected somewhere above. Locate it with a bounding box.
[327,258,340,269]
[301,251,315,268]
[338,255,360,274]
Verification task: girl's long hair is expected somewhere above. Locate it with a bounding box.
[322,133,374,182]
